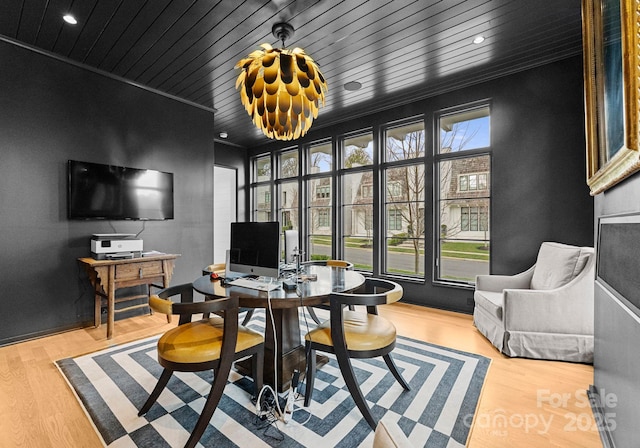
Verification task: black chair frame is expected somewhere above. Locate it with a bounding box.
[202,266,255,326]
[138,284,264,448]
[300,260,355,325]
[304,278,410,430]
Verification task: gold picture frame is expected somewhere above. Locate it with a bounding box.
[583,0,640,195]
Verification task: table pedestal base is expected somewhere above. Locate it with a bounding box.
[239,306,329,392]
[235,351,328,393]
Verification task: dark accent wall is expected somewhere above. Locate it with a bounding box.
[0,40,246,345]
[249,56,594,312]
[593,180,640,448]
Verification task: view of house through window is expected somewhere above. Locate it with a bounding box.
[248,103,491,286]
[437,106,491,283]
[279,180,298,231]
[252,155,272,222]
[342,132,374,271]
[306,141,333,260]
[383,120,426,276]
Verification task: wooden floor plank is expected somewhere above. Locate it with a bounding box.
[0,303,601,447]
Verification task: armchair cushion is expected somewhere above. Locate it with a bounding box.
[530,242,585,290]
[473,290,504,320]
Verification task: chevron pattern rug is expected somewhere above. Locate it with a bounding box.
[57,311,490,447]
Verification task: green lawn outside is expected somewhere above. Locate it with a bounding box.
[310,236,489,261]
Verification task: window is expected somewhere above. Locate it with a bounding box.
[388,208,402,230]
[385,121,425,161]
[279,150,298,178]
[383,120,426,277]
[282,210,291,228]
[343,132,373,167]
[459,173,489,192]
[387,181,402,197]
[436,105,491,284]
[307,176,333,261]
[248,103,488,288]
[341,131,375,271]
[317,208,330,227]
[253,185,271,221]
[304,140,335,260]
[309,141,332,173]
[460,207,489,232]
[460,206,489,231]
[255,156,271,182]
[278,180,298,231]
[316,185,330,198]
[251,155,273,221]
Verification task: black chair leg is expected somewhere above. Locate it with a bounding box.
[303,345,317,406]
[184,363,232,448]
[383,354,411,391]
[241,309,254,326]
[334,345,377,430]
[306,307,322,325]
[138,368,173,416]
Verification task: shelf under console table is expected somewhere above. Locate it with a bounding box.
[78,254,181,339]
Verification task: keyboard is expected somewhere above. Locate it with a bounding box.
[280,263,297,272]
[227,277,280,291]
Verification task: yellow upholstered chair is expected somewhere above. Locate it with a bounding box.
[203,262,226,275]
[303,278,410,430]
[301,259,355,324]
[138,284,264,448]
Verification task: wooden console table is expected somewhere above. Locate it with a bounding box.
[78,254,180,339]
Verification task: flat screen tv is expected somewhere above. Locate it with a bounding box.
[67,160,174,220]
[229,221,280,278]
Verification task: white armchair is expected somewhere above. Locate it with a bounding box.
[473,242,595,363]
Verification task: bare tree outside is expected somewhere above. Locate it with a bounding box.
[385,126,425,275]
[437,107,491,282]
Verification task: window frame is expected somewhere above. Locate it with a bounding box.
[247,103,490,290]
[434,102,492,287]
[381,117,427,279]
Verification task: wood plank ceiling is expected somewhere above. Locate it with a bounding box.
[0,0,583,149]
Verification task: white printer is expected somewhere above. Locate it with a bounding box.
[91,234,143,260]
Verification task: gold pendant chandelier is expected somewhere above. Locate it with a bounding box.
[235,22,328,141]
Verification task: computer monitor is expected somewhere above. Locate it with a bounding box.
[224,249,246,281]
[229,221,280,278]
[284,229,299,264]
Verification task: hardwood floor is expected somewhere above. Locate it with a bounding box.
[0,303,601,447]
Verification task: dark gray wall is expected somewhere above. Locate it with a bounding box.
[0,40,246,345]
[250,56,594,312]
[593,179,640,448]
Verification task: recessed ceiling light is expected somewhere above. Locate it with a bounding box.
[344,81,362,91]
[219,132,228,139]
[472,35,485,44]
[63,14,77,25]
